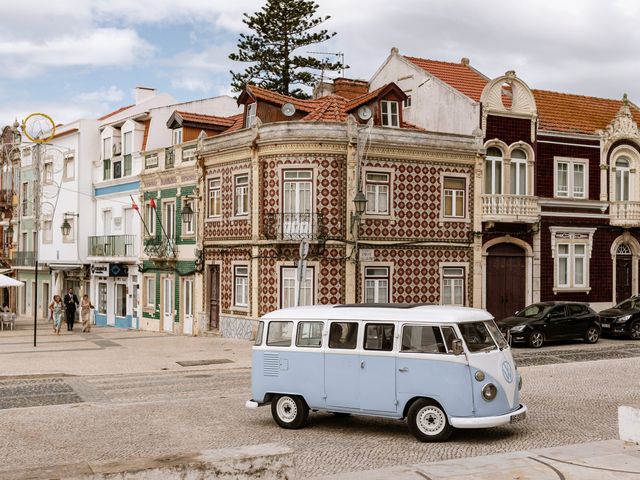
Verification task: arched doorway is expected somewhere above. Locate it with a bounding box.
[615,243,632,304]
[486,243,526,320]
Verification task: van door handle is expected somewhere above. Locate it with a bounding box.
[398,367,409,372]
[360,361,365,369]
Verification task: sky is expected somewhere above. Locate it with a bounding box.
[1,0,639,126]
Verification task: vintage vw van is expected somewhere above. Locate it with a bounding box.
[246,304,526,442]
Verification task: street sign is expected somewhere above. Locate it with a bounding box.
[359,249,374,262]
[299,239,309,260]
[296,258,307,307]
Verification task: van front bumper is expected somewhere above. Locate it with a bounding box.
[450,404,527,429]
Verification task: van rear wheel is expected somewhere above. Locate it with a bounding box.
[271,394,309,429]
[407,399,453,442]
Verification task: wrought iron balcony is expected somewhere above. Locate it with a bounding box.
[88,235,136,257]
[143,236,176,258]
[0,189,13,207]
[610,202,640,227]
[263,213,326,241]
[481,194,540,223]
[11,251,35,267]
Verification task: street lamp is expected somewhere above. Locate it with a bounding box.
[61,212,79,236]
[181,201,194,225]
[350,190,367,235]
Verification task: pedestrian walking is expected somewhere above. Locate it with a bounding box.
[64,288,79,332]
[80,294,94,333]
[50,295,63,335]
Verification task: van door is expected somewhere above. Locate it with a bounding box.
[397,324,474,418]
[325,321,360,409]
[359,323,397,413]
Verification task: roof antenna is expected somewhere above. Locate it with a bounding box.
[307,51,346,77]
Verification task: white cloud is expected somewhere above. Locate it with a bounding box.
[75,86,124,103]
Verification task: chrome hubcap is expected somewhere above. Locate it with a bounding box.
[587,328,598,342]
[631,324,640,340]
[276,397,297,423]
[416,406,445,435]
[531,333,543,347]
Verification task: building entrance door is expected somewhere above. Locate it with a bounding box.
[208,265,220,330]
[486,243,526,321]
[163,277,174,332]
[616,252,632,304]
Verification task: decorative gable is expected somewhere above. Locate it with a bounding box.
[600,95,640,154]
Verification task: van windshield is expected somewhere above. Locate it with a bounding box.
[458,321,498,352]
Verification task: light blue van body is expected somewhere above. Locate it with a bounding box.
[249,305,526,428]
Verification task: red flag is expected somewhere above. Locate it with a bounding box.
[149,198,156,209]
[130,194,139,211]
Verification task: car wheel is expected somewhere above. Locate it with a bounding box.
[584,325,600,344]
[527,330,544,348]
[630,321,640,340]
[407,399,453,442]
[271,394,309,429]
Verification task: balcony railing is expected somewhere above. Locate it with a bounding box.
[263,213,326,241]
[144,236,176,258]
[88,235,136,257]
[610,202,640,227]
[11,251,35,267]
[0,189,13,206]
[481,195,540,223]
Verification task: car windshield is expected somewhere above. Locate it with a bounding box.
[458,321,498,353]
[517,304,552,318]
[615,298,640,310]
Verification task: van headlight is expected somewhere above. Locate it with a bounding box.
[510,325,526,332]
[482,383,497,401]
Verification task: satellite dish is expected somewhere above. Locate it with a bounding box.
[281,103,296,117]
[358,105,372,121]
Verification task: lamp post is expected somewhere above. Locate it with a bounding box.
[61,212,79,237]
[350,190,367,236]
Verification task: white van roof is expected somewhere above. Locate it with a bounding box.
[261,304,494,323]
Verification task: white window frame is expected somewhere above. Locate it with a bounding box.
[280,265,315,309]
[63,154,75,181]
[172,128,183,146]
[550,227,595,293]
[182,145,196,163]
[103,137,111,160]
[208,177,221,218]
[363,266,390,303]
[246,102,257,127]
[510,149,527,195]
[380,100,400,128]
[402,92,412,108]
[441,173,468,221]
[114,282,127,318]
[162,200,176,240]
[43,220,52,243]
[144,276,156,309]
[554,157,588,199]
[43,161,53,184]
[614,156,631,201]
[485,147,503,195]
[233,173,249,217]
[440,265,466,306]
[145,204,156,237]
[233,264,249,308]
[365,171,391,216]
[123,131,133,155]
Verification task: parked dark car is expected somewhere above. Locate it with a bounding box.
[496,302,600,348]
[598,296,640,340]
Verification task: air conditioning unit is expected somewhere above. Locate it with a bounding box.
[112,142,122,156]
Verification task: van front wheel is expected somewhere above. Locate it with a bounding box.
[407,399,453,442]
[271,394,309,429]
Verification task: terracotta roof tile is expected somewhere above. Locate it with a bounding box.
[533,90,640,135]
[303,95,349,122]
[176,111,237,127]
[98,104,134,121]
[404,56,488,101]
[245,85,318,112]
[224,114,245,133]
[344,84,389,111]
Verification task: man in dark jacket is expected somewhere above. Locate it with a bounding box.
[64,288,79,331]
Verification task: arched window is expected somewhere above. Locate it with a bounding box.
[510,149,527,195]
[485,147,503,195]
[617,243,632,255]
[615,156,630,201]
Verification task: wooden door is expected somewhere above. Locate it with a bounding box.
[616,256,632,304]
[208,265,220,330]
[486,243,526,321]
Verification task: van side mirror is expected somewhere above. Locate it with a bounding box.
[451,339,464,355]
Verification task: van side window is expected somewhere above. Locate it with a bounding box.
[255,321,264,346]
[440,326,457,353]
[364,323,394,351]
[296,321,324,347]
[401,325,447,353]
[266,321,293,347]
[329,322,358,349]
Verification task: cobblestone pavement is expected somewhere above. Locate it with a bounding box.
[0,351,638,478]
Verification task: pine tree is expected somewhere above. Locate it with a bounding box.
[229,0,343,99]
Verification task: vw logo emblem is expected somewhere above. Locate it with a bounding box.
[502,361,514,383]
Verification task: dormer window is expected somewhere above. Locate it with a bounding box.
[380,100,399,127]
[172,128,183,146]
[103,137,111,160]
[246,102,257,127]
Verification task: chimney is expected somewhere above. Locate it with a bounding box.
[460,57,470,67]
[332,78,369,100]
[135,87,156,105]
